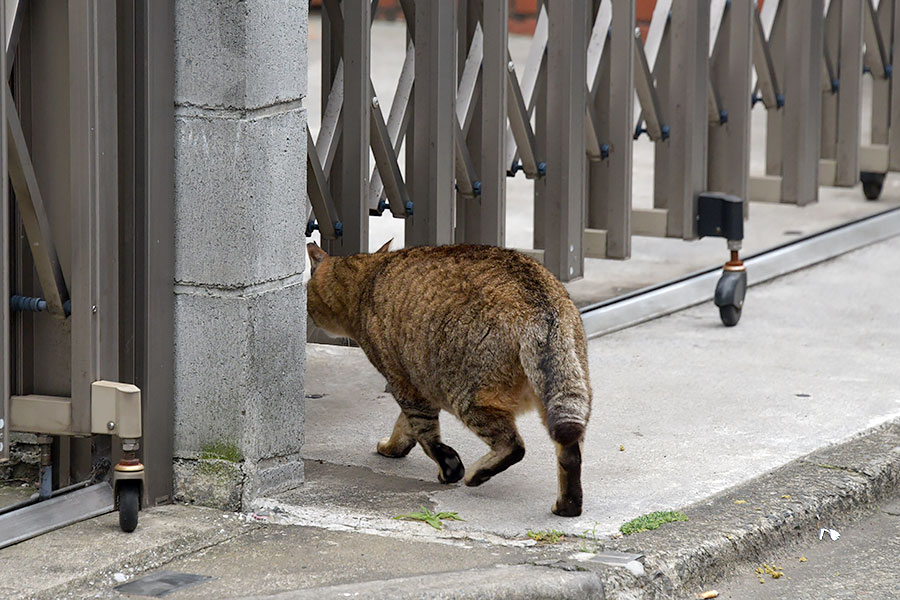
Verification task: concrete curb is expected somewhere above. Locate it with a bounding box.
[7,423,897,599]
[239,564,605,600]
[238,420,900,600]
[596,419,900,599]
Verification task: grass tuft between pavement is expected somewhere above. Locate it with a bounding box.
[620,510,689,535]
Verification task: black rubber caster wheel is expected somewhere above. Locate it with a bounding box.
[714,269,747,327]
[718,305,742,327]
[118,481,140,533]
[860,172,885,201]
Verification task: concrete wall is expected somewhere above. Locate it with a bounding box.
[172,0,308,510]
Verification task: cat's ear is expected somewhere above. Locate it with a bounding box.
[307,242,329,274]
[375,239,393,254]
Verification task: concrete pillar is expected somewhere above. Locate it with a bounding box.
[172,0,308,510]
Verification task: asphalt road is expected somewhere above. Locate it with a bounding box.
[709,493,900,600]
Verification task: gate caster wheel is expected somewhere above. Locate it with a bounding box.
[118,480,141,533]
[860,172,885,201]
[718,305,741,327]
[714,269,747,327]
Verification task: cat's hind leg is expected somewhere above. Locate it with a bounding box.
[458,399,525,487]
[552,441,583,517]
[376,412,416,458]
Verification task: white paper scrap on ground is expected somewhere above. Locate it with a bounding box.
[818,527,840,541]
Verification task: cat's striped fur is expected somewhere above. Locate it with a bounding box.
[306,241,591,516]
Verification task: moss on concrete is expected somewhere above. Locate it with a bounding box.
[620,510,689,536]
[173,458,244,512]
[199,441,244,463]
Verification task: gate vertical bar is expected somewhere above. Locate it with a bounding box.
[608,0,635,258]
[870,0,891,145]
[653,22,673,210]
[533,0,548,251]
[118,0,137,392]
[545,0,588,281]
[821,0,839,162]
[453,0,481,244]
[471,0,506,246]
[666,0,709,238]
[11,4,32,410]
[781,0,823,204]
[1,2,9,464]
[321,1,344,251]
[708,0,752,203]
[890,0,900,169]
[141,0,175,504]
[589,0,635,259]
[407,1,456,247]
[765,2,785,177]
[336,0,370,255]
[835,0,863,186]
[454,0,478,245]
[68,1,120,449]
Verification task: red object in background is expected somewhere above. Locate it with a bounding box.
[509,0,538,35]
[308,0,717,43]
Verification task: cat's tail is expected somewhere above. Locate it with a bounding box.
[519,314,592,446]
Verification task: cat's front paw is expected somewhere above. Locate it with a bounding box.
[437,456,465,484]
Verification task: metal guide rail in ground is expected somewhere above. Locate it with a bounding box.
[305,0,900,283]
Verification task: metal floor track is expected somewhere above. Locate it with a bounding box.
[581,206,900,338]
[0,482,114,549]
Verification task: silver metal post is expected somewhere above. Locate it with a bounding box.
[708,0,752,205]
[835,0,863,186]
[470,0,507,245]
[68,0,120,436]
[870,0,892,145]
[407,0,456,246]
[533,20,548,251]
[764,0,785,177]
[665,0,709,238]
[0,0,8,464]
[653,18,673,211]
[821,0,839,163]
[781,0,823,205]
[337,0,370,254]
[588,0,634,259]
[890,0,900,169]
[545,0,588,280]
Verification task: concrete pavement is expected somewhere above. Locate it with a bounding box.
[4,419,897,599]
[1,234,900,598]
[296,235,900,541]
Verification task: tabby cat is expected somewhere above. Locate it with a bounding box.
[306,241,592,516]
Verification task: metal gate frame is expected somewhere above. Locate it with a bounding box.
[1,0,173,515]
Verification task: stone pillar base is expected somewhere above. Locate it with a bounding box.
[173,454,304,512]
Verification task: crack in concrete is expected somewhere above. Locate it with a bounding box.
[808,461,871,478]
[175,98,306,121]
[174,273,305,298]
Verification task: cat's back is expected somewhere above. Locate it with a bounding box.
[370,245,572,320]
